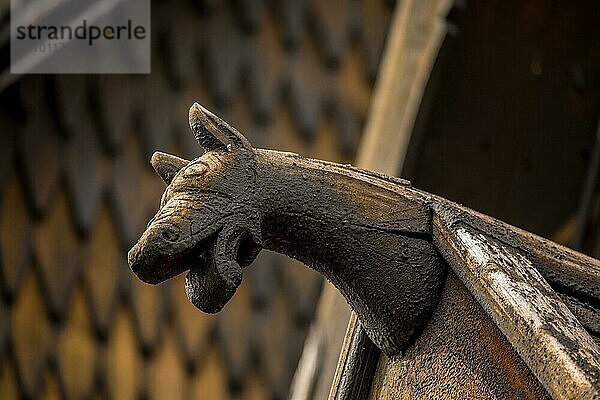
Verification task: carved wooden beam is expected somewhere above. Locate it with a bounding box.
[128,104,600,396]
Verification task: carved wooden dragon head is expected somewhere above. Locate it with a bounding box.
[128,103,262,313]
[127,104,600,397]
[129,103,449,355]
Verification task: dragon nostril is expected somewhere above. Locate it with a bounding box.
[161,227,180,242]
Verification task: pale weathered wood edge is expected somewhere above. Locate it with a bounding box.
[434,196,600,303]
[327,313,381,400]
[432,205,600,399]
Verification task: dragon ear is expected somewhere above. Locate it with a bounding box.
[151,152,189,185]
[188,103,253,152]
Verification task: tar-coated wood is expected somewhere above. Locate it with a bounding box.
[129,104,447,356]
[129,104,600,399]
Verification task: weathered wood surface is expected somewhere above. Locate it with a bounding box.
[369,272,549,400]
[433,203,600,399]
[433,201,600,339]
[323,0,457,398]
[328,313,380,400]
[129,103,600,399]
[129,103,447,356]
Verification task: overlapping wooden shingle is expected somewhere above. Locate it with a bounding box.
[146,327,187,400]
[246,253,280,310]
[138,70,177,160]
[53,76,90,138]
[10,273,53,399]
[277,0,308,50]
[287,45,325,141]
[170,274,215,371]
[0,1,390,398]
[33,192,80,319]
[129,278,166,357]
[82,205,123,339]
[245,26,282,128]
[251,290,295,400]
[280,258,322,327]
[96,76,139,155]
[0,111,15,194]
[111,135,162,250]
[334,101,363,158]
[40,369,61,400]
[360,0,394,82]
[217,280,253,394]
[18,80,62,217]
[0,358,19,400]
[203,4,246,108]
[105,308,142,400]
[187,347,228,399]
[63,111,104,235]
[0,300,7,365]
[55,287,96,400]
[232,0,266,34]
[155,1,201,91]
[311,0,349,69]
[0,171,31,299]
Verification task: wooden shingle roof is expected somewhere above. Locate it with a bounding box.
[0,1,394,398]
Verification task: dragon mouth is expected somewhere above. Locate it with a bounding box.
[128,232,219,285]
[129,226,258,314]
[184,230,258,314]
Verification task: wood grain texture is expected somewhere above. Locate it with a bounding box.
[369,272,549,400]
[130,103,600,399]
[128,103,600,399]
[322,1,456,398]
[433,203,600,399]
[328,313,380,400]
[130,105,447,355]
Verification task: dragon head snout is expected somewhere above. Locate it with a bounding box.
[129,102,262,313]
[127,223,193,284]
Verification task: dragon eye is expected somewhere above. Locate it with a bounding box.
[184,162,208,177]
[161,227,180,242]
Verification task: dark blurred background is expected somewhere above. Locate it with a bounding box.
[0,0,598,399]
